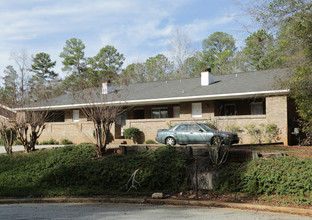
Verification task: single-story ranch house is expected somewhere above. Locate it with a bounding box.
[18,69,298,145]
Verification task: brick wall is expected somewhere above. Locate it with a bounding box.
[37,95,290,145]
[39,122,96,144]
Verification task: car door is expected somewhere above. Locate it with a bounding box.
[188,124,208,144]
[173,124,189,144]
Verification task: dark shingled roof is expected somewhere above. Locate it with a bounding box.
[27,69,289,109]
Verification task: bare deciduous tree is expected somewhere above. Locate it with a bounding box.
[0,104,17,154]
[208,136,230,165]
[75,81,126,157]
[10,50,30,102]
[13,110,50,153]
[168,28,195,78]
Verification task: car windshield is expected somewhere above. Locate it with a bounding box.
[198,123,213,132]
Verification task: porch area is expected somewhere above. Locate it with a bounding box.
[115,95,289,145]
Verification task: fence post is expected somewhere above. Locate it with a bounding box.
[120,145,127,155]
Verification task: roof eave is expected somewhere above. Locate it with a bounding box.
[14,89,289,111]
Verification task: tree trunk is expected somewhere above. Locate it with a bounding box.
[24,146,30,154]
[30,131,37,151]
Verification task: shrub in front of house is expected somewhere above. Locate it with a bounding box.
[60,138,73,145]
[215,156,312,205]
[0,145,190,197]
[124,127,142,144]
[204,122,218,130]
[145,140,157,144]
[40,139,59,145]
[244,123,280,144]
[224,125,241,133]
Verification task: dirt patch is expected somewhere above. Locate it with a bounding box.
[232,144,312,159]
[167,191,312,211]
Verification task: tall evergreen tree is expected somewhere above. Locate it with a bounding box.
[29,52,58,100]
[145,54,174,82]
[246,0,312,137]
[59,38,86,75]
[201,32,237,74]
[241,29,280,71]
[31,52,57,81]
[59,38,87,92]
[88,45,125,86]
[2,65,18,105]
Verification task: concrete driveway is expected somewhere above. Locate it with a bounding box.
[0,145,65,154]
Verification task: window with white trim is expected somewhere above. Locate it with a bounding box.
[151,108,168,118]
[251,102,264,115]
[73,110,79,122]
[192,103,202,118]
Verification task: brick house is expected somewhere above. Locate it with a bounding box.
[19,69,297,145]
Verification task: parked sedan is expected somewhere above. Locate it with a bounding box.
[155,123,239,146]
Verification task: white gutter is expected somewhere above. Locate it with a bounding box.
[15,89,290,111]
[0,104,16,113]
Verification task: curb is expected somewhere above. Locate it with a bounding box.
[0,197,311,217]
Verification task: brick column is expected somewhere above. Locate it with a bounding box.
[266,95,288,145]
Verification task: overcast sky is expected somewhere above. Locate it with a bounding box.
[0,0,254,80]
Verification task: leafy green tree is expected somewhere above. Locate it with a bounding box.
[31,52,57,80]
[88,45,125,86]
[182,52,203,78]
[89,45,124,73]
[60,38,86,75]
[59,38,87,92]
[286,66,312,137]
[29,53,59,100]
[241,29,280,71]
[246,0,312,66]
[201,31,237,74]
[121,62,146,84]
[246,0,312,137]
[2,65,18,105]
[145,54,174,82]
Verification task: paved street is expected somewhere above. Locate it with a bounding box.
[0,203,309,220]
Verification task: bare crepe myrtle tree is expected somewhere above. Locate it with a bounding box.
[13,110,50,153]
[208,136,230,165]
[75,80,126,157]
[0,105,17,154]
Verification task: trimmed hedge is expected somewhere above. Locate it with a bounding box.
[0,145,190,197]
[215,156,312,205]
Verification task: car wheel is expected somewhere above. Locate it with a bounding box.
[211,136,222,146]
[165,137,176,146]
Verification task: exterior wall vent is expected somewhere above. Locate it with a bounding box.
[201,70,214,86]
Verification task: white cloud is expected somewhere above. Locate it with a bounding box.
[0,0,249,81]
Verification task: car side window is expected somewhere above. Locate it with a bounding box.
[189,124,201,132]
[175,124,188,132]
